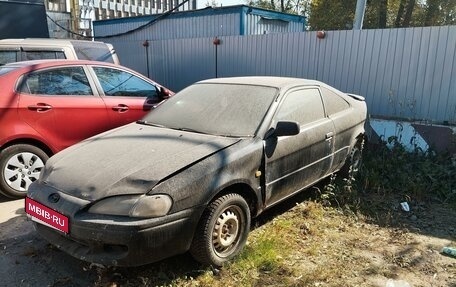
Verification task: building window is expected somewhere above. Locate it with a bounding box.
[46,0,66,11]
[94,8,100,20]
[101,9,107,20]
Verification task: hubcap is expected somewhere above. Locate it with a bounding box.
[351,149,361,173]
[3,152,44,192]
[212,206,241,256]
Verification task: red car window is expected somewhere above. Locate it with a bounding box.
[19,67,93,96]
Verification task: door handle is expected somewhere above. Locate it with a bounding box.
[325,132,334,139]
[112,104,129,112]
[28,104,52,112]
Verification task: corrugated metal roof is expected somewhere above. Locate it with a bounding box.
[93,5,304,26]
[93,5,305,39]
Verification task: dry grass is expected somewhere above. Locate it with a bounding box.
[92,144,456,287]
[92,193,455,287]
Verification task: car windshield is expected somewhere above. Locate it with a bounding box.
[142,83,278,137]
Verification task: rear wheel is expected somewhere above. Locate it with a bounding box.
[0,144,49,198]
[340,139,364,179]
[190,193,251,267]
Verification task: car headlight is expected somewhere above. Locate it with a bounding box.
[88,194,172,218]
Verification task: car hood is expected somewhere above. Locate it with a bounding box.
[42,123,241,201]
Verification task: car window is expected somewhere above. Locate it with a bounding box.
[277,88,325,126]
[320,87,350,116]
[0,51,19,66]
[19,67,93,96]
[72,41,115,63]
[23,51,66,61]
[93,67,159,99]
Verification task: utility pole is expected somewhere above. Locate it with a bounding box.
[353,0,367,29]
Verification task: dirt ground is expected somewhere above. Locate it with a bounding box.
[282,194,456,287]
[0,191,455,287]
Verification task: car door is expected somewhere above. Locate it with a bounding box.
[320,86,354,172]
[90,66,162,128]
[264,87,335,207]
[17,65,110,152]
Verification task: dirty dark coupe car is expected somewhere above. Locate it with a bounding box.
[26,77,367,267]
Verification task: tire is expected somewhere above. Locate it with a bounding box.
[340,139,364,179]
[190,193,251,267]
[0,144,49,198]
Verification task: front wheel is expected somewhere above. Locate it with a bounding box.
[190,193,251,267]
[0,144,49,198]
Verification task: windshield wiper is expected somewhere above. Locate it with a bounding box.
[217,134,244,138]
[136,120,167,128]
[170,127,209,135]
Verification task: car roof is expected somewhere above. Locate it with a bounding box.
[198,76,323,90]
[0,38,107,45]
[2,59,120,69]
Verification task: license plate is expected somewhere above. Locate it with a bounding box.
[25,197,69,234]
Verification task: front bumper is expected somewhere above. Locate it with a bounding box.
[28,184,204,266]
[34,207,203,266]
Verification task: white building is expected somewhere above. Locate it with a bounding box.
[44,0,196,37]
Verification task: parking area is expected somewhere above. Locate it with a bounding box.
[0,196,99,286]
[0,197,30,241]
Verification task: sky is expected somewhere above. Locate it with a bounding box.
[196,0,245,9]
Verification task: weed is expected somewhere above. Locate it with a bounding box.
[316,139,456,211]
[359,139,456,206]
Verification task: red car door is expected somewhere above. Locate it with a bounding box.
[90,66,163,127]
[17,66,110,152]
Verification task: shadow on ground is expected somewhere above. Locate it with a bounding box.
[0,194,14,203]
[1,147,455,286]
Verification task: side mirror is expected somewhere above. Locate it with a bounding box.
[158,87,171,99]
[273,121,300,137]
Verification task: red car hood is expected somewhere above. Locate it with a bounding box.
[41,123,240,201]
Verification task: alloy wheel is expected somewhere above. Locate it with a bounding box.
[3,152,44,191]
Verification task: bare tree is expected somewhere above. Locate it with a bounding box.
[378,0,388,28]
[394,0,416,27]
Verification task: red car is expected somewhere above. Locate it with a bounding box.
[0,60,171,198]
